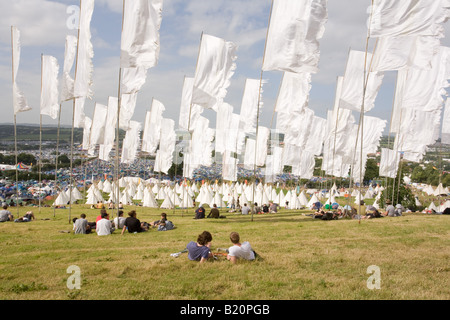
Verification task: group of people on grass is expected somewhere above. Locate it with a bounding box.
[309,199,409,220]
[72,210,174,236]
[193,202,279,220]
[0,204,36,223]
[185,231,258,264]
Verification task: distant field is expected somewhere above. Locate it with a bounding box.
[0,204,448,301]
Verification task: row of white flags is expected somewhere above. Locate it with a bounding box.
[12,0,450,183]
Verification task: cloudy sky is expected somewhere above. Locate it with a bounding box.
[1,0,449,133]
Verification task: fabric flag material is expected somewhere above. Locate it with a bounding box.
[40,55,60,120]
[74,0,94,100]
[73,97,86,128]
[189,116,214,169]
[371,35,440,72]
[121,121,142,164]
[275,72,311,114]
[236,79,265,154]
[192,34,237,109]
[443,99,450,144]
[154,118,175,174]
[339,50,384,113]
[60,35,77,102]
[368,0,450,39]
[11,26,31,115]
[119,93,138,130]
[215,103,233,154]
[121,67,148,94]
[178,77,202,131]
[390,46,450,133]
[89,103,108,146]
[394,108,441,161]
[256,127,271,167]
[120,0,163,69]
[142,98,165,154]
[99,97,118,161]
[262,0,328,74]
[292,150,315,179]
[379,148,399,178]
[222,151,238,182]
[82,117,92,151]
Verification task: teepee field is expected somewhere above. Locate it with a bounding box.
[0,203,448,300]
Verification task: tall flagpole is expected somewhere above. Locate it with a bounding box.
[251,0,274,222]
[11,26,20,217]
[39,54,44,214]
[116,0,126,223]
[53,103,62,217]
[68,0,82,224]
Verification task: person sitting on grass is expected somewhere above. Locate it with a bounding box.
[73,213,91,234]
[207,204,220,219]
[226,232,256,264]
[0,205,14,222]
[194,206,206,219]
[269,202,279,213]
[96,212,115,236]
[121,210,149,235]
[186,231,214,263]
[151,213,174,231]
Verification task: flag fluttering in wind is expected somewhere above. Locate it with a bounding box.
[192,34,237,110]
[11,26,31,115]
[60,35,77,102]
[368,0,450,39]
[40,55,60,120]
[73,0,95,100]
[339,50,384,113]
[262,0,328,74]
[120,0,164,69]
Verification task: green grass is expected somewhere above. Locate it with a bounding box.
[0,204,448,300]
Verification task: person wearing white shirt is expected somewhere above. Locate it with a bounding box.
[226,232,255,264]
[96,212,115,236]
[112,210,126,229]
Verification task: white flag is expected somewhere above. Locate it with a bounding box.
[222,151,238,182]
[121,0,164,69]
[74,0,94,99]
[379,148,399,178]
[89,103,108,146]
[121,121,142,164]
[371,35,440,72]
[40,55,60,120]
[262,0,328,74]
[60,35,77,102]
[192,34,237,109]
[11,26,31,115]
[368,0,450,39]
[153,118,175,173]
[73,98,86,128]
[121,67,148,94]
[275,72,311,114]
[339,50,384,113]
[82,117,92,151]
[142,99,165,154]
[442,99,450,144]
[178,77,202,131]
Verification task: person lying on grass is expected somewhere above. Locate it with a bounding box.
[186,231,214,263]
[226,232,256,264]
